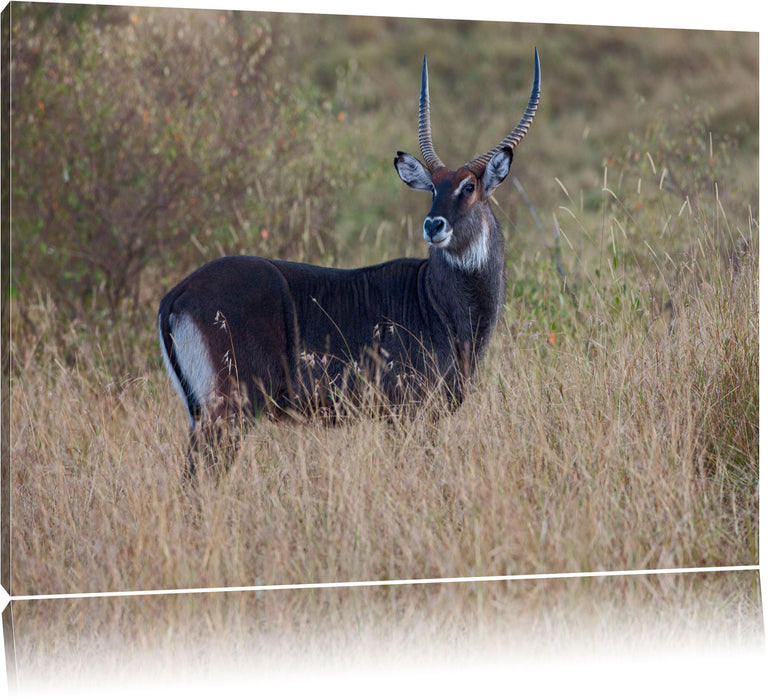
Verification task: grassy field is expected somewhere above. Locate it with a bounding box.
[5,5,760,691]
[10,212,758,591]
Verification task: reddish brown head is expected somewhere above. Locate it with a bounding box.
[394,50,540,271]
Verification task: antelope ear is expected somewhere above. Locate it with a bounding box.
[482,148,513,196]
[394,151,434,192]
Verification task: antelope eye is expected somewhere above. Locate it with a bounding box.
[463,183,475,195]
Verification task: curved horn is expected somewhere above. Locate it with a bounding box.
[418,56,446,173]
[465,48,541,177]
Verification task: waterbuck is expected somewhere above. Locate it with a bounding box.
[158,50,541,474]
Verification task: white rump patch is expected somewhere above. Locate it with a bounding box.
[160,311,216,427]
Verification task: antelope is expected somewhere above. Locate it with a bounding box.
[158,50,540,474]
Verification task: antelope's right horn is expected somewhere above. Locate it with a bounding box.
[418,56,446,173]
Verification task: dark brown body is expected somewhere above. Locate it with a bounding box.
[158,51,539,475]
[158,237,504,425]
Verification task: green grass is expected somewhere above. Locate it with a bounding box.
[5,6,760,693]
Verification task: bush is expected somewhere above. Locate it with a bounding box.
[10,5,353,342]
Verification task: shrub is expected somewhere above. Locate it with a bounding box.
[10,5,353,357]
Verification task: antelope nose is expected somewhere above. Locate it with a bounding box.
[423,217,448,243]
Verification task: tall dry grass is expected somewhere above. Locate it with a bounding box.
[9,182,758,596]
[5,14,759,690]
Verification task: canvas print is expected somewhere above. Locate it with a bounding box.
[1,1,761,693]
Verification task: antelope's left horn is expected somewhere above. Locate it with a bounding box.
[465,48,541,177]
